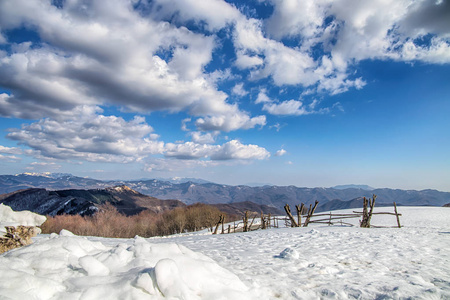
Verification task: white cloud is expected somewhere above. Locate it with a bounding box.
[149,0,241,32]
[263,100,308,116]
[5,106,269,164]
[164,142,214,160]
[1,0,447,124]
[0,145,22,154]
[236,0,450,93]
[233,18,319,87]
[0,154,20,162]
[318,75,366,95]
[400,37,450,63]
[0,0,261,132]
[210,140,270,161]
[266,0,330,40]
[164,140,269,161]
[255,90,272,104]
[190,131,218,144]
[231,83,248,97]
[195,111,266,132]
[6,107,165,163]
[275,149,287,156]
[235,51,264,69]
[181,118,192,132]
[269,123,286,132]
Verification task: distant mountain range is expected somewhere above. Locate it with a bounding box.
[0,185,282,217]
[0,185,185,216]
[1,173,449,213]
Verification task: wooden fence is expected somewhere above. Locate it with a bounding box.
[283,195,402,228]
[212,194,402,234]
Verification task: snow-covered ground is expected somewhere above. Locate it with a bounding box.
[1,206,449,299]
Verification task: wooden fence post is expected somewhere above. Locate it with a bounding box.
[394,202,401,228]
[248,215,257,231]
[296,203,304,226]
[221,215,225,234]
[243,211,249,232]
[303,201,319,227]
[284,204,299,227]
[213,215,224,234]
[261,212,266,229]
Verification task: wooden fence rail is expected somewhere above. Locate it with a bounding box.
[213,196,402,235]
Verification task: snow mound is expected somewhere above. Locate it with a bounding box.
[0,232,249,299]
[276,247,299,260]
[0,204,46,236]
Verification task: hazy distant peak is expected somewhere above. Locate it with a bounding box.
[106,185,138,194]
[160,178,213,184]
[333,184,375,190]
[15,172,73,179]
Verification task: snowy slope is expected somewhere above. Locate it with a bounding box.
[1,206,449,299]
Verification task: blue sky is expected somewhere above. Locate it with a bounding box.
[0,0,449,191]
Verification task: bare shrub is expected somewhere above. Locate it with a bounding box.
[41,204,155,238]
[41,203,236,238]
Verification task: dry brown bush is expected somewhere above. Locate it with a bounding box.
[41,203,239,238]
[41,204,158,238]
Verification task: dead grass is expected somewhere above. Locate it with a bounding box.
[41,204,160,238]
[41,203,239,238]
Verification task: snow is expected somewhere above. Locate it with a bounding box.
[1,206,449,299]
[0,204,47,236]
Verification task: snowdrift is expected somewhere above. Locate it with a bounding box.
[0,203,46,231]
[0,230,249,299]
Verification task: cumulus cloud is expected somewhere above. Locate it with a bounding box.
[231,83,248,97]
[210,140,270,160]
[0,0,449,172]
[255,90,272,104]
[0,145,22,154]
[1,0,448,123]
[256,90,333,116]
[275,149,287,157]
[164,140,270,160]
[263,100,308,116]
[190,131,219,144]
[149,0,241,31]
[0,0,262,133]
[195,111,266,132]
[235,51,264,69]
[233,18,319,87]
[6,107,165,163]
[5,106,270,165]
[235,0,450,93]
[164,142,214,160]
[266,0,330,40]
[165,140,269,161]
